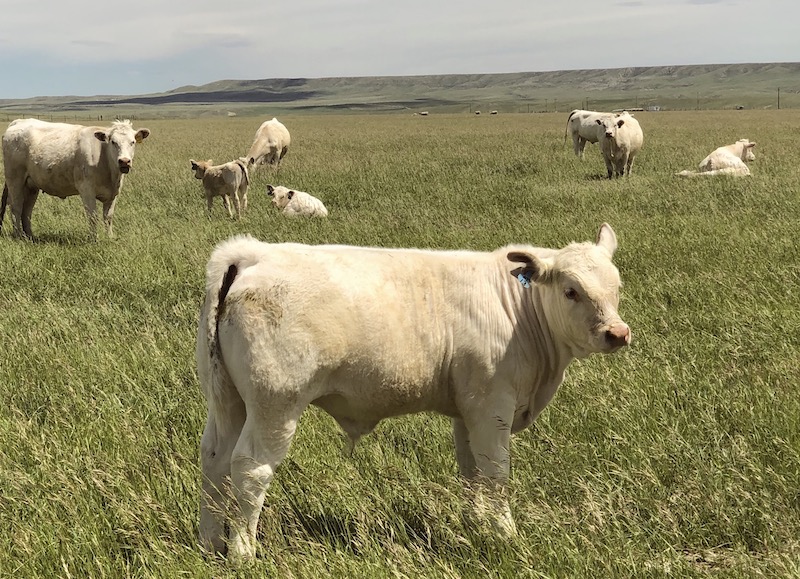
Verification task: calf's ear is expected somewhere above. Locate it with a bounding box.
[94,130,108,142]
[266,185,275,196]
[508,251,551,286]
[596,223,618,256]
[287,191,295,200]
[190,159,198,169]
[135,128,150,143]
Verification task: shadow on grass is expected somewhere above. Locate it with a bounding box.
[5,231,97,246]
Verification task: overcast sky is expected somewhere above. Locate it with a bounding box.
[0,0,796,99]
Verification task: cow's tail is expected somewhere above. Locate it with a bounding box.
[199,235,262,427]
[0,183,8,234]
[564,110,578,145]
[235,158,250,189]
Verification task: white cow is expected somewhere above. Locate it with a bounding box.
[1,118,150,239]
[565,110,628,159]
[595,114,644,178]
[196,224,631,561]
[245,118,290,169]
[677,139,756,177]
[266,184,328,217]
[190,158,250,219]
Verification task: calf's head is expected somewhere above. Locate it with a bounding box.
[736,139,756,162]
[190,159,212,179]
[266,184,294,209]
[508,223,631,358]
[596,116,626,139]
[94,120,150,174]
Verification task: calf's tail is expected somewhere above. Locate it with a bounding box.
[234,158,250,188]
[200,251,242,428]
[564,110,577,145]
[199,235,264,426]
[0,183,8,234]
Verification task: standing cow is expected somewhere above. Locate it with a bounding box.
[595,114,644,178]
[565,110,628,159]
[245,118,290,169]
[1,118,150,239]
[196,224,631,561]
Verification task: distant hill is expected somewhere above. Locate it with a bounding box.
[1,62,797,118]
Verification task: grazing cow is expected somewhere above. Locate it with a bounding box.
[245,118,290,169]
[190,158,250,219]
[1,118,150,239]
[596,114,644,178]
[565,110,633,159]
[196,223,631,561]
[677,139,756,177]
[266,184,328,217]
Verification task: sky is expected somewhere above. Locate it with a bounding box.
[0,0,796,99]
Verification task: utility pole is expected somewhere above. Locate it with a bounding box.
[778,87,781,110]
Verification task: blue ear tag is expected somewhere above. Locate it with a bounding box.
[517,272,532,289]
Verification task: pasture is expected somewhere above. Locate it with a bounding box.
[0,110,798,577]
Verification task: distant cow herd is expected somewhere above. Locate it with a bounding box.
[564,108,756,179]
[0,110,755,562]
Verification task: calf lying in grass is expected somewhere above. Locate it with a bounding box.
[677,139,756,177]
[266,184,328,217]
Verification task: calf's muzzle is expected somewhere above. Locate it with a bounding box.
[605,323,631,349]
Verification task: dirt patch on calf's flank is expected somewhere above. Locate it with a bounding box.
[232,286,285,326]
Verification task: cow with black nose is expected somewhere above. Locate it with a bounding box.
[1,118,150,239]
[196,223,631,561]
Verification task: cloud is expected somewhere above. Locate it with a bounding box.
[0,0,797,98]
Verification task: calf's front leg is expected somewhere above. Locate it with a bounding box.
[457,397,516,537]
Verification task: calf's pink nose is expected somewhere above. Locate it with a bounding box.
[605,323,631,347]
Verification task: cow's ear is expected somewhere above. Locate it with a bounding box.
[266,185,275,196]
[94,130,108,142]
[190,159,198,169]
[616,118,625,128]
[287,191,295,200]
[508,251,550,287]
[596,119,603,125]
[596,223,618,256]
[747,142,756,148]
[135,128,150,143]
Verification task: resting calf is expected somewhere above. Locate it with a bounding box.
[266,184,328,217]
[677,139,756,177]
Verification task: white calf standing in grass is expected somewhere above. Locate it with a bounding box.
[196,224,630,561]
[596,114,644,178]
[190,159,250,219]
[677,139,756,177]
[266,184,328,217]
[565,110,630,159]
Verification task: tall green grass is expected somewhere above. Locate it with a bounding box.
[0,110,798,577]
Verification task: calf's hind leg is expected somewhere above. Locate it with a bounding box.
[227,403,303,562]
[199,401,246,555]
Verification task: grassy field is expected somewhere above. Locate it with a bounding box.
[0,110,799,578]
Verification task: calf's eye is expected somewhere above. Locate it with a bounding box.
[564,288,579,301]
